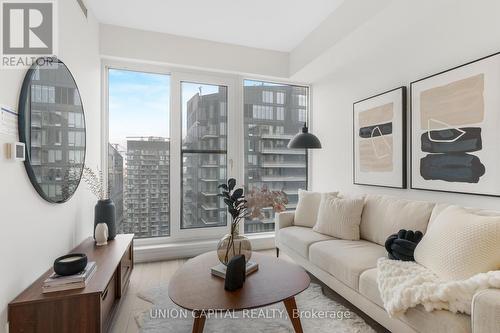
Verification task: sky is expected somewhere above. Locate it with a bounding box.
[108,68,222,151]
[109,69,170,150]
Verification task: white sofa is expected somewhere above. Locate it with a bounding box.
[275,194,500,333]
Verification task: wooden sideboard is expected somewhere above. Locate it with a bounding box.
[8,234,134,333]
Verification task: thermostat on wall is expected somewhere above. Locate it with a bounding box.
[6,142,25,161]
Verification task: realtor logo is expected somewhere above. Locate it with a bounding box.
[1,0,57,68]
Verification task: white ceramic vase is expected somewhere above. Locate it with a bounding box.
[95,223,109,246]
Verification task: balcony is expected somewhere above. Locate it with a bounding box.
[260,176,306,182]
[201,218,224,225]
[260,134,294,140]
[261,163,306,168]
[283,190,299,196]
[200,164,219,168]
[261,203,297,211]
[201,133,218,139]
[260,148,305,155]
[201,204,219,211]
[201,191,218,197]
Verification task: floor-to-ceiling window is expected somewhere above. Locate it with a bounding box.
[107,69,171,238]
[106,64,309,243]
[243,80,309,234]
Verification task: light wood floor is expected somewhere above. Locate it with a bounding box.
[109,250,387,333]
[109,250,284,333]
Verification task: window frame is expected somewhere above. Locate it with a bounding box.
[101,59,312,246]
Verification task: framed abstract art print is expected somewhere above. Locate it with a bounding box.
[353,86,407,188]
[411,52,500,196]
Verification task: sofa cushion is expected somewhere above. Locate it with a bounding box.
[360,194,435,246]
[309,239,386,290]
[415,205,500,280]
[277,226,334,258]
[294,190,339,227]
[359,268,383,307]
[429,203,500,229]
[401,307,471,333]
[313,194,364,240]
[359,268,471,332]
[428,203,451,228]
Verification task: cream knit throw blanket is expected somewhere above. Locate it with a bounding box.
[376,257,500,317]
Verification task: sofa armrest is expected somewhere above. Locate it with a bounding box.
[472,288,500,333]
[275,211,295,248]
[275,211,295,232]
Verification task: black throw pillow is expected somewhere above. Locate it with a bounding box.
[384,229,423,261]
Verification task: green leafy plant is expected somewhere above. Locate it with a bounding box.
[218,178,249,262]
[218,178,248,230]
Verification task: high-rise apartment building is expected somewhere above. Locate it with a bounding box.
[108,144,124,233]
[182,89,227,229]
[124,137,170,237]
[244,83,308,233]
[181,83,308,233]
[107,77,307,236]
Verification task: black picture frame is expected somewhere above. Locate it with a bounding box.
[353,86,407,189]
[410,51,500,197]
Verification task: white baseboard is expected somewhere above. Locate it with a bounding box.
[134,233,276,263]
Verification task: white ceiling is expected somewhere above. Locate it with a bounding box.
[85,0,344,52]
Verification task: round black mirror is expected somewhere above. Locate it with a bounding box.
[19,57,86,203]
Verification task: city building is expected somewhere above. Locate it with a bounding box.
[124,137,170,237]
[182,89,227,229]
[243,83,308,233]
[108,143,124,233]
[180,84,308,233]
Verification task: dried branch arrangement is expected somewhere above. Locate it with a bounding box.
[246,186,288,220]
[82,166,107,200]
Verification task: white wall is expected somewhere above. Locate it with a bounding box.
[0,1,100,331]
[289,0,391,77]
[310,0,500,209]
[100,24,290,78]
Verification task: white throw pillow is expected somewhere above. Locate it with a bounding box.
[414,205,500,281]
[294,190,338,227]
[313,194,364,240]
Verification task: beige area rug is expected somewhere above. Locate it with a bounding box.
[136,283,376,333]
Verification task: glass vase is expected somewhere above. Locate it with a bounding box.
[217,232,252,265]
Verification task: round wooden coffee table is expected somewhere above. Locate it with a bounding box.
[169,251,310,333]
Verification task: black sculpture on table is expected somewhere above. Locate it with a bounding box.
[225,255,246,291]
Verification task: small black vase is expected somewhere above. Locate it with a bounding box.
[94,199,116,240]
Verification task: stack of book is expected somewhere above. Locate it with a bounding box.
[211,261,259,279]
[42,262,97,293]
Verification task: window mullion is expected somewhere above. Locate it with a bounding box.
[169,72,182,240]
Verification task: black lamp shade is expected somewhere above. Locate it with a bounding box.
[287,124,322,149]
